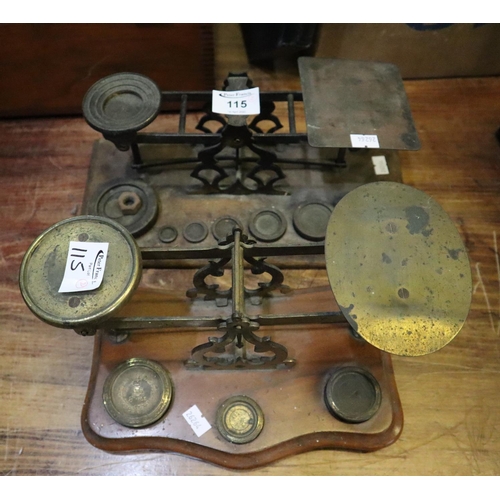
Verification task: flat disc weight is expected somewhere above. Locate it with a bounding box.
[325,182,472,356]
[19,216,141,329]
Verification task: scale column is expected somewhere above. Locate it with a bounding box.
[231,229,245,321]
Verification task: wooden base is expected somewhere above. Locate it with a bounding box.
[81,287,403,470]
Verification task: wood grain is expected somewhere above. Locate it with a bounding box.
[1,24,500,475]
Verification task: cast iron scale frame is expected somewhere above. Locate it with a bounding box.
[19,58,472,469]
[103,73,350,187]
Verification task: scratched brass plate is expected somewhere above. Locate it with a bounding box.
[325,182,472,356]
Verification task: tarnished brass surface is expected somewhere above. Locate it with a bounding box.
[89,178,159,237]
[19,215,141,330]
[293,202,332,241]
[102,358,173,428]
[299,58,420,150]
[216,395,264,444]
[82,73,162,135]
[325,182,472,356]
[324,367,381,423]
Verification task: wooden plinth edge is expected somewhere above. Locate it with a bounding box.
[80,325,404,471]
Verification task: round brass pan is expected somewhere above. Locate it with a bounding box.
[325,182,472,356]
[19,215,141,330]
[82,73,161,135]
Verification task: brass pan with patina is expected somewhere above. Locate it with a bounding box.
[325,182,472,356]
[19,215,142,332]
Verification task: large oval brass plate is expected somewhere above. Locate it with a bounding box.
[19,215,141,329]
[325,182,472,356]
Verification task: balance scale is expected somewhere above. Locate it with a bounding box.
[19,58,472,470]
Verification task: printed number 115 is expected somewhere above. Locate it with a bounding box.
[228,100,247,109]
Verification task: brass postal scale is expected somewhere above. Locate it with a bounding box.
[19,58,472,469]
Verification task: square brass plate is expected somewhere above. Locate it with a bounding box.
[298,57,420,150]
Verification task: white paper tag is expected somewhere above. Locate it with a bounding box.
[350,134,380,148]
[372,155,390,175]
[182,405,211,438]
[58,241,109,293]
[212,87,260,115]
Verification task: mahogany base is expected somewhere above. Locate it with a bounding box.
[81,287,403,470]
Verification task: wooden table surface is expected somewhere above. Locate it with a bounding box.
[1,27,500,476]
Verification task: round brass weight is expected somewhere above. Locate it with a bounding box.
[19,215,141,330]
[325,182,472,356]
[324,367,382,423]
[91,179,159,237]
[216,396,264,444]
[103,358,173,428]
[293,202,332,241]
[249,209,287,242]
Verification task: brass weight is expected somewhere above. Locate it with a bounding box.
[103,358,173,428]
[216,396,264,444]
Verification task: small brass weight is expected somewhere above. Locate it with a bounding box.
[19,60,473,469]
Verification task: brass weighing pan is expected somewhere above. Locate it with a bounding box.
[325,182,472,356]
